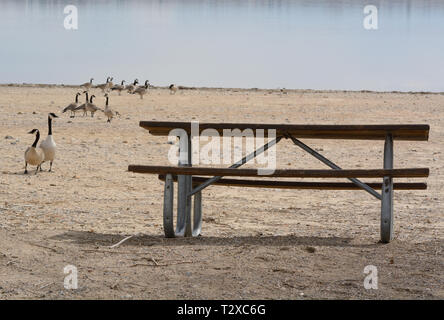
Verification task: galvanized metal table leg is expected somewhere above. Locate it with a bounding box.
[192,191,202,236]
[381,134,394,243]
[176,174,187,236]
[176,133,192,237]
[184,173,193,237]
[163,174,175,238]
[184,137,193,237]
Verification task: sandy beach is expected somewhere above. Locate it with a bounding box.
[0,85,442,299]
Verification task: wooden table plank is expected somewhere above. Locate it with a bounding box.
[158,175,427,190]
[139,121,430,141]
[128,165,429,178]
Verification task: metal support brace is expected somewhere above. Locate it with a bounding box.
[381,134,394,243]
[287,134,381,200]
[188,136,283,196]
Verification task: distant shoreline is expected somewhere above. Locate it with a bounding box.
[0,83,443,95]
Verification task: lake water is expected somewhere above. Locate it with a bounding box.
[1,0,444,91]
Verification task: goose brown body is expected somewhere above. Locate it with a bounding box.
[125,79,139,93]
[62,92,82,117]
[24,129,45,174]
[39,113,58,172]
[80,78,94,90]
[103,94,114,122]
[111,80,125,95]
[85,95,103,117]
[133,80,149,99]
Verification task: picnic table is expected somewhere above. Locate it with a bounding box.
[129,121,430,243]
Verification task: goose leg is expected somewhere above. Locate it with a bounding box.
[49,161,53,172]
[24,162,28,174]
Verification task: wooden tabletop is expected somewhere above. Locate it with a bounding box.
[139,121,429,141]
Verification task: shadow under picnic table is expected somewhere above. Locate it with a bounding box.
[49,230,379,248]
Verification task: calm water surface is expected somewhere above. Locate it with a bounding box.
[1,0,444,91]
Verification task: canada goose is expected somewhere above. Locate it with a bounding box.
[169,84,178,94]
[111,80,125,95]
[103,94,115,123]
[136,80,149,89]
[125,79,139,93]
[85,95,103,117]
[107,77,114,90]
[24,129,45,174]
[62,92,82,117]
[95,77,110,92]
[40,113,58,172]
[133,80,149,99]
[80,78,94,91]
[74,91,90,116]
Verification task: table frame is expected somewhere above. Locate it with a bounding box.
[162,132,395,242]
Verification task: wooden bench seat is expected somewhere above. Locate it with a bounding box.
[129,165,429,178]
[158,175,427,190]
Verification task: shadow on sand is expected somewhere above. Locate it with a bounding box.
[49,230,380,248]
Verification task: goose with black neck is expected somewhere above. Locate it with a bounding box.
[40,113,58,172]
[24,129,45,174]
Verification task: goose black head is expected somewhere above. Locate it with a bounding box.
[76,92,81,96]
[145,80,149,86]
[104,93,109,97]
[28,129,39,134]
[134,79,139,85]
[90,95,96,102]
[49,113,58,119]
[121,80,125,85]
[90,78,94,82]
[83,90,88,94]
[106,77,110,83]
